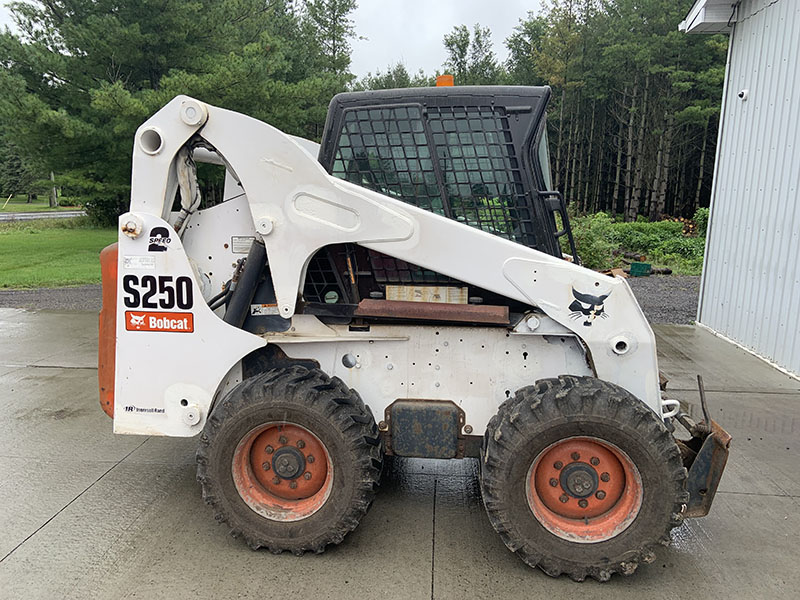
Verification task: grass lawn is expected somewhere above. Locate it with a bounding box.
[0,218,116,288]
[1,194,82,213]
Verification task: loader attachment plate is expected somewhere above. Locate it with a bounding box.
[683,420,731,518]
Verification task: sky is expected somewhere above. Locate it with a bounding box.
[0,1,544,78]
[0,4,10,31]
[349,0,543,78]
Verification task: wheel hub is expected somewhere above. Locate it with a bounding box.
[561,463,599,498]
[272,446,306,480]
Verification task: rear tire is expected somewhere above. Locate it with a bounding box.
[197,366,383,554]
[481,375,687,581]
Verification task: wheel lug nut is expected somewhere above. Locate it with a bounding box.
[549,478,558,487]
[600,472,610,482]
[304,472,312,480]
[289,480,298,489]
[272,477,281,485]
[571,452,580,461]
[265,445,274,454]
[297,440,306,449]
[262,462,270,471]
[590,457,600,466]
[279,435,288,445]
[307,455,315,464]
[559,494,569,503]
[553,461,563,470]
[596,490,606,500]
[578,499,588,508]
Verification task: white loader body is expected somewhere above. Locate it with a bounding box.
[108,95,669,438]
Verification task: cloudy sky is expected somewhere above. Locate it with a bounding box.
[0,1,543,77]
[0,4,10,30]
[350,0,542,77]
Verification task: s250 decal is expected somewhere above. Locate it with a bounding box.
[123,275,194,310]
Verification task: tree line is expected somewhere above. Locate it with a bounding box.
[363,1,727,221]
[0,0,725,223]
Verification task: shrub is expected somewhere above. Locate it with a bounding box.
[565,213,706,275]
[562,212,616,270]
[693,207,710,237]
[82,194,129,227]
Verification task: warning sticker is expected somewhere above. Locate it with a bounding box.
[250,303,279,316]
[125,311,194,333]
[123,255,156,270]
[231,236,255,254]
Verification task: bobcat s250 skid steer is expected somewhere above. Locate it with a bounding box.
[98,85,730,581]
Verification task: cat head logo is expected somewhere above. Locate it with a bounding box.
[129,313,145,329]
[148,227,170,252]
[569,288,610,327]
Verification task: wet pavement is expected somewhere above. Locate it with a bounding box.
[1,308,799,599]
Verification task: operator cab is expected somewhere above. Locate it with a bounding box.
[301,85,577,308]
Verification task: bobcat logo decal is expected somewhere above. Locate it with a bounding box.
[129,313,146,329]
[569,288,610,327]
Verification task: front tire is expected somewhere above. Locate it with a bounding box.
[197,366,383,554]
[481,375,687,581]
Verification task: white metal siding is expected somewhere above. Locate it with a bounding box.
[699,0,800,375]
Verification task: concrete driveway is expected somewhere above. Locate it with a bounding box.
[1,308,798,599]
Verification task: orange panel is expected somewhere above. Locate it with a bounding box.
[98,243,118,418]
[436,74,454,87]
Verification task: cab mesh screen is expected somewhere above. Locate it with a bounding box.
[304,102,537,298]
[331,104,536,247]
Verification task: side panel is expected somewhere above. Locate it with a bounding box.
[178,194,257,301]
[273,320,593,435]
[113,213,265,436]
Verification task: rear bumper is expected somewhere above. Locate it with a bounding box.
[98,242,118,418]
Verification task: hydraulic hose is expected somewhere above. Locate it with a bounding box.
[223,238,267,328]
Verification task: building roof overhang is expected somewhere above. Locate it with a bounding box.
[679,0,735,34]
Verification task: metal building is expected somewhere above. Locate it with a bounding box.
[681,0,800,377]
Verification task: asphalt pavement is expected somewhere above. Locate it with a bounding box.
[0,308,798,599]
[0,210,86,221]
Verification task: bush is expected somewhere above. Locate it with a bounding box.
[54,172,129,227]
[693,207,710,237]
[565,213,706,275]
[83,194,129,227]
[561,212,617,270]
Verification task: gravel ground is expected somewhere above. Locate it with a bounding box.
[0,284,103,311]
[0,275,700,324]
[626,275,700,324]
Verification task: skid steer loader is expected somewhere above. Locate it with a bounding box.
[98,84,730,581]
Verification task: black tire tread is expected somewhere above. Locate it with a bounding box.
[481,375,688,582]
[196,365,383,554]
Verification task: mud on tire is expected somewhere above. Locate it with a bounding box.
[196,366,383,554]
[481,375,688,581]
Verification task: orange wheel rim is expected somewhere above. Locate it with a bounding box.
[232,423,333,522]
[526,437,642,543]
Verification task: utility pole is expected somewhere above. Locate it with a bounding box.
[49,171,57,208]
